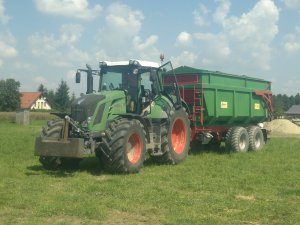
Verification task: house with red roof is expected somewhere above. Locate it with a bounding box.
[20,92,52,110]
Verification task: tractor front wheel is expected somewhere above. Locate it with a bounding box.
[98,118,146,173]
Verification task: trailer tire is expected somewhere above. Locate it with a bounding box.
[152,108,191,164]
[228,127,249,152]
[98,118,146,173]
[225,126,237,150]
[247,126,265,151]
[39,119,81,170]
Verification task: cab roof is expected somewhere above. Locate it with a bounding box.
[99,60,159,68]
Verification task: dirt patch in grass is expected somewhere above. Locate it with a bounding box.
[235,195,256,201]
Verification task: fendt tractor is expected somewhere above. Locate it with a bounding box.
[35,60,191,173]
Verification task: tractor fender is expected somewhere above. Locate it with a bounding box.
[180,99,191,116]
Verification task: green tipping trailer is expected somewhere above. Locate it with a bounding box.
[170,66,273,152]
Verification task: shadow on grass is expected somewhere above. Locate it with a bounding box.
[26,157,106,177]
[26,141,233,177]
[189,140,231,155]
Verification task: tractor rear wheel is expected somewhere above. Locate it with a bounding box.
[247,126,265,151]
[39,118,81,170]
[98,118,146,173]
[152,108,191,164]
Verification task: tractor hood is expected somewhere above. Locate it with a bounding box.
[71,94,106,123]
[71,91,126,124]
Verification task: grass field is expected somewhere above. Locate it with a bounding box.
[0,120,299,225]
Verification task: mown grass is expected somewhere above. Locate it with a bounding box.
[0,120,299,225]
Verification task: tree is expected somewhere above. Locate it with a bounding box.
[54,80,70,112]
[295,93,300,105]
[37,83,48,95]
[46,89,55,109]
[0,79,21,111]
[70,92,76,104]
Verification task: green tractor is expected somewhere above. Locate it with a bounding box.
[35,60,191,173]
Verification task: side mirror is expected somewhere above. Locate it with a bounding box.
[76,71,81,83]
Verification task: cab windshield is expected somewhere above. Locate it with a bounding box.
[99,66,134,91]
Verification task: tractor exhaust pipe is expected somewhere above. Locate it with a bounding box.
[86,64,93,94]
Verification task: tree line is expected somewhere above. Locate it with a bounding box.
[0,78,73,112]
[272,93,300,118]
[37,81,75,112]
[0,78,299,117]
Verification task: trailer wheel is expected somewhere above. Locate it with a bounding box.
[247,126,265,151]
[225,126,237,150]
[39,119,81,170]
[152,108,191,164]
[98,118,146,173]
[226,127,249,152]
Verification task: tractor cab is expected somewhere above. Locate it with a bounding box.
[76,60,182,115]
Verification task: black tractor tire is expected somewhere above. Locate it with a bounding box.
[151,108,191,164]
[225,126,237,150]
[226,126,249,152]
[39,118,81,170]
[247,126,265,151]
[97,118,146,173]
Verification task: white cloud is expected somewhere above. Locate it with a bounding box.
[213,0,231,24]
[176,32,192,47]
[224,0,278,42]
[177,0,279,71]
[193,4,210,27]
[132,35,160,60]
[283,26,300,53]
[194,32,231,62]
[60,24,84,44]
[0,0,10,24]
[0,32,17,59]
[29,24,89,67]
[171,51,198,68]
[34,0,102,20]
[103,2,144,41]
[222,0,279,70]
[95,2,159,61]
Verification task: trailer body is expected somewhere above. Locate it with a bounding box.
[169,66,272,149]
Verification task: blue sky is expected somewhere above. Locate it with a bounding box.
[0,0,300,96]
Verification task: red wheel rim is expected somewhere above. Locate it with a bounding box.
[171,118,187,154]
[127,133,142,164]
